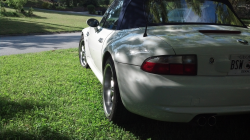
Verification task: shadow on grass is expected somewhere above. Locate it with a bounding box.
[0,11,47,19]
[0,97,46,121]
[0,97,71,140]
[33,8,102,18]
[0,17,81,36]
[17,18,81,30]
[117,114,250,140]
[0,18,55,35]
[0,127,71,140]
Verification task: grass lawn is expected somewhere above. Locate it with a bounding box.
[1,49,250,139]
[0,8,102,35]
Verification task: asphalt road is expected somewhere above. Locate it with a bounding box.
[0,32,81,56]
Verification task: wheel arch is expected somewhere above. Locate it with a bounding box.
[102,51,112,73]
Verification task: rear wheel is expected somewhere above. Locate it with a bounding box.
[79,36,89,68]
[103,57,132,123]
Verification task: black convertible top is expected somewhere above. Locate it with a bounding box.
[114,0,246,30]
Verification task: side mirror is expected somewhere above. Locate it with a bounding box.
[87,18,99,27]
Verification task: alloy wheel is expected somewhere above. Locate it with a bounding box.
[80,44,87,67]
[103,64,114,116]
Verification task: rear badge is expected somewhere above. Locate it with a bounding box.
[237,39,248,45]
[209,57,214,64]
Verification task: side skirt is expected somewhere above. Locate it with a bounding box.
[86,57,103,84]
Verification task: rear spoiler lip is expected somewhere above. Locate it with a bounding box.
[199,30,241,34]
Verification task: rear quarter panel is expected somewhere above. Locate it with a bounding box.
[103,28,176,66]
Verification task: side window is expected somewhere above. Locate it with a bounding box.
[99,7,111,27]
[102,0,124,29]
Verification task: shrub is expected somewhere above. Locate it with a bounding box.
[21,8,25,13]
[103,0,110,6]
[6,0,27,12]
[42,2,51,9]
[83,0,98,7]
[28,7,33,16]
[1,7,6,13]
[87,4,95,14]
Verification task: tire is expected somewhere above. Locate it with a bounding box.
[103,57,133,123]
[79,36,89,68]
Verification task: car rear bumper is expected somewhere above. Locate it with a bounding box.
[115,62,250,122]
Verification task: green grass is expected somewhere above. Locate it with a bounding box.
[1,49,250,139]
[0,49,137,139]
[0,8,102,35]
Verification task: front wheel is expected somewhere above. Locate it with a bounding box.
[79,37,89,68]
[103,57,133,123]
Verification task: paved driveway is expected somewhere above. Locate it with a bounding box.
[0,32,81,56]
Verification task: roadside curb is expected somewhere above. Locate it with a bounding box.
[0,31,82,37]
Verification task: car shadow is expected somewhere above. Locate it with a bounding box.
[117,114,250,140]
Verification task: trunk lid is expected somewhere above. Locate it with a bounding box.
[147,25,250,76]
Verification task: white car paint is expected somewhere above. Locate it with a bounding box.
[88,27,114,72]
[82,24,250,122]
[115,62,250,122]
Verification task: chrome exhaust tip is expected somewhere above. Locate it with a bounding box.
[197,116,207,126]
[208,116,216,126]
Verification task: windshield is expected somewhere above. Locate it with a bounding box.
[146,0,244,26]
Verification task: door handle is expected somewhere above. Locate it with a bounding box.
[98,38,103,43]
[87,32,89,36]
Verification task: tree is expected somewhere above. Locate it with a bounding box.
[103,0,110,6]
[65,0,70,7]
[6,0,27,12]
[72,0,80,7]
[185,0,205,17]
[82,0,99,7]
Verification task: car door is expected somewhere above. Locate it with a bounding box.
[88,0,124,73]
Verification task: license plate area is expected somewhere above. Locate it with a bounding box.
[228,55,250,75]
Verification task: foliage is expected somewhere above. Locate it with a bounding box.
[58,0,81,7]
[42,1,52,9]
[83,0,99,7]
[5,0,27,12]
[185,0,204,17]
[99,0,110,6]
[104,0,111,5]
[87,4,95,14]
[1,6,6,13]
[72,0,80,7]
[28,6,33,16]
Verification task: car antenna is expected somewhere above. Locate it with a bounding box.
[143,0,150,37]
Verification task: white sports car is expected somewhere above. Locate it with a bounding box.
[79,0,250,125]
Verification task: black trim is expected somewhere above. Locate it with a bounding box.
[199,30,241,34]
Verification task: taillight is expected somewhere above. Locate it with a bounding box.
[141,55,197,75]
